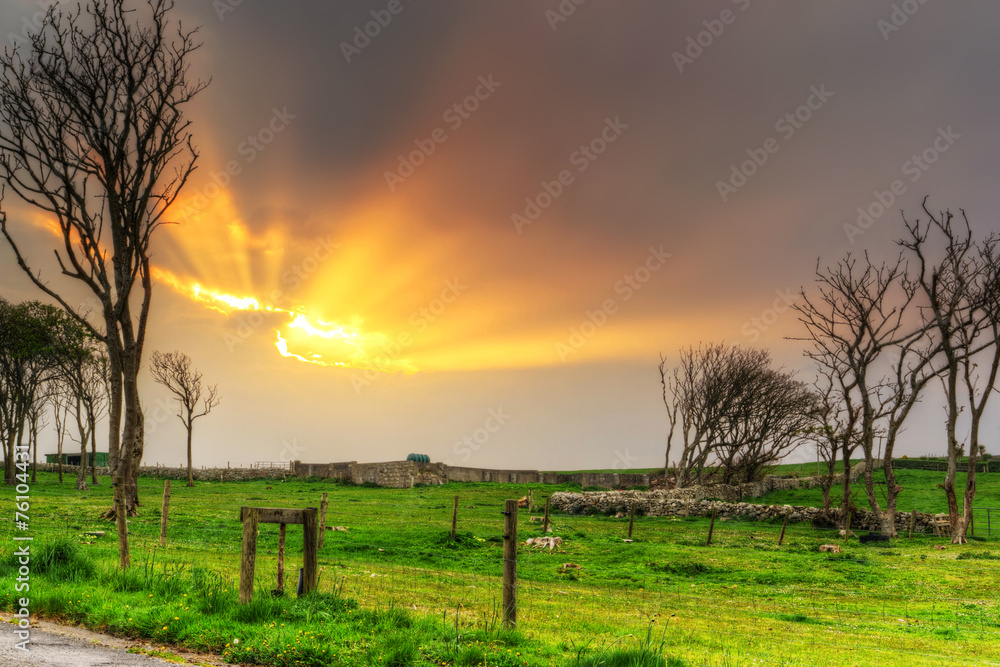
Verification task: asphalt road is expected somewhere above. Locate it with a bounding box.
[0,617,227,666]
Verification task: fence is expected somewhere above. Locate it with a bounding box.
[10,476,1000,666]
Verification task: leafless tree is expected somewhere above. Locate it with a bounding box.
[26,392,48,484]
[792,255,936,535]
[63,346,110,491]
[149,351,220,487]
[900,200,1000,543]
[804,371,859,516]
[50,392,71,484]
[0,0,206,529]
[659,344,812,487]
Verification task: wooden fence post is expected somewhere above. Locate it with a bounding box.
[318,493,328,549]
[908,509,916,540]
[778,508,790,546]
[528,489,533,513]
[451,495,459,540]
[627,503,635,539]
[159,480,171,548]
[239,507,259,604]
[277,523,286,593]
[706,508,718,547]
[302,508,318,595]
[542,497,551,533]
[113,476,130,570]
[502,499,518,629]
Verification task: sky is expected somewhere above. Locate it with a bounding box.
[2,0,1000,471]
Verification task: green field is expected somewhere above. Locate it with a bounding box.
[2,471,1000,666]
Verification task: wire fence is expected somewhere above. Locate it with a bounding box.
[7,480,1000,666]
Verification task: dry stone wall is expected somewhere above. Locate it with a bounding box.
[548,490,936,533]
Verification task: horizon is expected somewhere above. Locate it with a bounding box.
[3,1,1000,472]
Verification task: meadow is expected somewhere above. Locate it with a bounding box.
[2,470,999,666]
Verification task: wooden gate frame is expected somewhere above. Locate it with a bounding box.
[239,506,318,604]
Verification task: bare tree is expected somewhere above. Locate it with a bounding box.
[793,255,935,535]
[804,371,858,516]
[0,0,206,529]
[659,344,812,487]
[900,200,1000,543]
[50,392,70,484]
[64,345,110,491]
[149,351,220,487]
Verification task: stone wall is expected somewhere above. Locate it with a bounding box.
[549,490,935,533]
[25,461,294,482]
[293,459,655,489]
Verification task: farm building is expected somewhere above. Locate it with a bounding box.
[45,451,109,467]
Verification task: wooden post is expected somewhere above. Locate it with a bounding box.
[627,503,635,539]
[302,508,318,595]
[542,497,551,533]
[528,489,533,513]
[844,509,853,542]
[451,495,459,540]
[239,507,259,604]
[778,508,790,546]
[502,499,518,629]
[706,508,717,547]
[277,523,286,593]
[318,493,328,549]
[159,480,171,548]
[908,509,916,540]
[113,476,130,570]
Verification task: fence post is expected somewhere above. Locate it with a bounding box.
[239,507,259,604]
[627,503,635,539]
[843,509,853,542]
[502,499,518,629]
[969,510,974,538]
[113,476,130,570]
[542,497,551,533]
[302,508,318,595]
[451,495,459,540]
[528,489,533,513]
[318,493,328,549]
[159,480,171,548]
[778,508,790,546]
[706,508,718,547]
[277,522,286,593]
[908,509,916,540]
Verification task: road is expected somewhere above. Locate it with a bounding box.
[0,616,229,666]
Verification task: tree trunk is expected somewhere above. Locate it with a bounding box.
[30,419,37,483]
[952,414,982,545]
[880,457,902,537]
[90,414,98,485]
[186,423,194,487]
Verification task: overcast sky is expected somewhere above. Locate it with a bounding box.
[2,0,999,471]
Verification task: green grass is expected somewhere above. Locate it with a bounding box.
[2,471,1000,666]
[757,467,1000,513]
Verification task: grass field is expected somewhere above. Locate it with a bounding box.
[2,471,1000,666]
